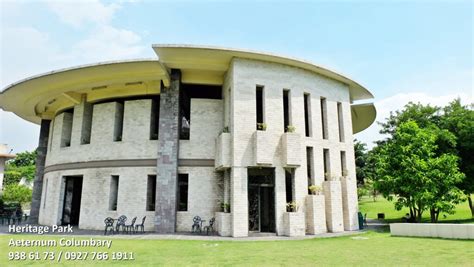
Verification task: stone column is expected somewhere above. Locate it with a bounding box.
[230,167,248,237]
[155,70,181,233]
[29,119,51,224]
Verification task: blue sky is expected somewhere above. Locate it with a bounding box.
[0,0,472,152]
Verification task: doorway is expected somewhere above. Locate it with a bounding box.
[248,168,275,233]
[61,176,83,226]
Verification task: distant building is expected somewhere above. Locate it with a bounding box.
[0,144,16,191]
[0,45,375,236]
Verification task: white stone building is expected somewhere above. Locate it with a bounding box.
[0,45,376,237]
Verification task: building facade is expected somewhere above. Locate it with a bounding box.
[0,45,376,237]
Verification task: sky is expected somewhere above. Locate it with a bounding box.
[0,0,472,153]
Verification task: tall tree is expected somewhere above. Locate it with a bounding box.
[354,139,368,186]
[375,121,464,222]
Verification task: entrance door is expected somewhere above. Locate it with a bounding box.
[248,168,275,232]
[61,176,83,225]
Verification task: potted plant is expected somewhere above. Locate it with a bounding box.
[220,202,231,213]
[286,125,296,133]
[308,185,322,195]
[286,201,298,212]
[257,123,267,131]
[221,126,229,134]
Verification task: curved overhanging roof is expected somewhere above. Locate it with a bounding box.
[0,44,375,133]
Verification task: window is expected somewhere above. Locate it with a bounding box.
[146,175,156,211]
[178,174,189,211]
[283,90,291,132]
[340,151,347,176]
[306,147,314,193]
[43,178,48,209]
[256,86,265,130]
[109,176,119,211]
[60,110,73,147]
[323,149,330,181]
[337,102,345,142]
[80,103,93,144]
[320,97,328,139]
[304,93,312,137]
[113,102,124,142]
[150,97,160,140]
[285,169,294,203]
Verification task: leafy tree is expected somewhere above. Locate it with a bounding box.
[8,150,37,167]
[440,99,474,217]
[375,121,464,222]
[2,184,32,205]
[354,139,368,185]
[3,150,36,188]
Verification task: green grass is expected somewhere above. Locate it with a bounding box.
[359,195,474,223]
[0,231,473,266]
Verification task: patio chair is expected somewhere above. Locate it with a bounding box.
[116,215,127,233]
[191,216,202,233]
[104,217,115,235]
[203,217,215,235]
[124,216,137,234]
[135,216,146,233]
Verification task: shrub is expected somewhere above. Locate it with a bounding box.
[3,184,32,205]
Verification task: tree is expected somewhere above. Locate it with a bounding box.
[440,99,474,217]
[2,184,32,205]
[8,150,37,167]
[3,150,36,188]
[375,121,464,222]
[354,139,368,185]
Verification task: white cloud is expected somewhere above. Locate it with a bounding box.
[355,91,473,149]
[46,0,121,28]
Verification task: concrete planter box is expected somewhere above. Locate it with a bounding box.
[215,212,232,236]
[253,131,272,166]
[323,181,344,233]
[283,212,305,237]
[281,132,301,167]
[215,133,231,170]
[305,194,327,235]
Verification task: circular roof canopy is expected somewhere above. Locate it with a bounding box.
[0,45,376,133]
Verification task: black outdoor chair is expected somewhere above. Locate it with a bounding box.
[104,217,115,235]
[135,216,146,233]
[124,217,137,234]
[191,216,202,233]
[116,215,127,233]
[203,217,215,235]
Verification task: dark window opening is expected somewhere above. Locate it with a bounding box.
[337,102,345,142]
[178,174,189,211]
[323,149,330,181]
[113,102,124,142]
[306,147,314,194]
[146,175,156,211]
[321,97,328,139]
[256,86,264,129]
[283,90,291,132]
[150,97,160,140]
[80,103,93,144]
[340,151,347,176]
[109,175,119,211]
[304,93,311,137]
[180,84,222,140]
[60,109,74,147]
[285,169,294,203]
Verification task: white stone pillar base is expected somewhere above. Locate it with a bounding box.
[305,194,327,234]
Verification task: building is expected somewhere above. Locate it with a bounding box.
[0,45,376,237]
[0,144,16,191]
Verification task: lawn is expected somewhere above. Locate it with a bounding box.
[1,231,473,266]
[359,195,474,224]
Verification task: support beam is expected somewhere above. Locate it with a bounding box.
[29,119,51,224]
[155,69,181,233]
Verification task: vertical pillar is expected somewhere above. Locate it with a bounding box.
[29,119,51,224]
[230,167,248,237]
[155,70,181,233]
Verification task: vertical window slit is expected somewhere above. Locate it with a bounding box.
[256,86,265,130]
[321,97,328,139]
[109,175,119,211]
[146,175,156,211]
[304,93,312,137]
[113,102,124,142]
[306,147,314,193]
[323,149,330,181]
[337,102,345,142]
[178,174,189,211]
[150,97,160,140]
[283,89,291,132]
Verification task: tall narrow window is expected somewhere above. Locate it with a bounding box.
[80,103,93,144]
[150,97,160,140]
[256,86,265,130]
[304,93,312,137]
[337,102,345,142]
[60,110,73,147]
[285,169,294,203]
[146,175,156,211]
[43,178,48,209]
[283,89,291,132]
[323,149,330,181]
[178,174,189,211]
[113,102,124,142]
[109,175,119,211]
[340,151,347,176]
[306,147,314,193]
[321,97,328,139]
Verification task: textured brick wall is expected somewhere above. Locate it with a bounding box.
[305,194,327,234]
[323,181,344,232]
